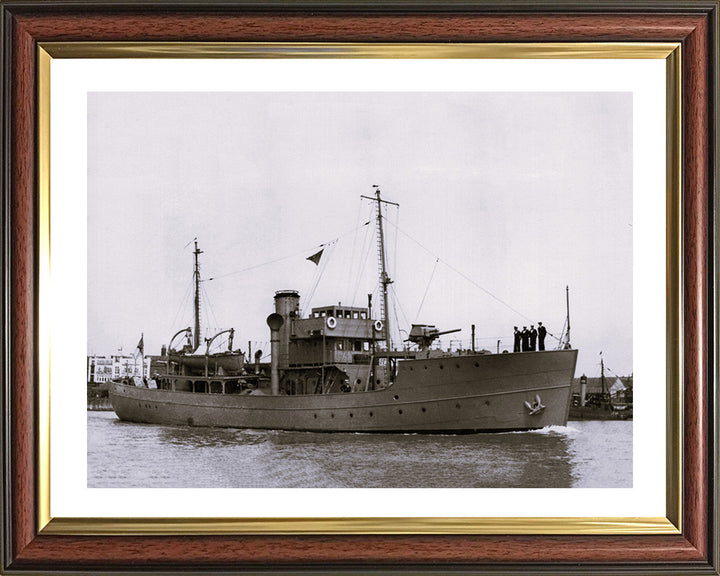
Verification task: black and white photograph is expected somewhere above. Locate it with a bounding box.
[86,90,633,489]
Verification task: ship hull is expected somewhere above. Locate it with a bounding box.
[109,349,577,432]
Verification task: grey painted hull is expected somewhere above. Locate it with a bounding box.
[109,349,577,432]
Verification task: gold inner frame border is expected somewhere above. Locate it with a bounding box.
[36,41,682,536]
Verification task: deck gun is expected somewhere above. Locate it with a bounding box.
[406,324,461,350]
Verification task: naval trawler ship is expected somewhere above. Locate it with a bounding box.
[109,189,577,432]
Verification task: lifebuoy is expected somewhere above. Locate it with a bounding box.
[374,320,384,332]
[326,316,337,329]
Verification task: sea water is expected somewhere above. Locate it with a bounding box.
[87,411,631,488]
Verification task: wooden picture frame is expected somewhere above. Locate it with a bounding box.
[1,1,717,573]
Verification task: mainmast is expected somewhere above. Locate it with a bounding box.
[361,186,399,350]
[193,239,203,351]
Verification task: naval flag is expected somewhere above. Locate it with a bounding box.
[306,247,324,266]
[136,334,144,355]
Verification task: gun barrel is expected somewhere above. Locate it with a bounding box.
[434,328,462,337]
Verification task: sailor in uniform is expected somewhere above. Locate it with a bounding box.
[529,325,538,351]
[513,326,521,352]
[521,327,530,351]
[538,322,547,351]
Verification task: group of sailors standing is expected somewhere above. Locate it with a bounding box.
[513,323,547,352]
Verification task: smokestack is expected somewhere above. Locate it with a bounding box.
[273,290,299,370]
[267,313,284,395]
[254,349,262,375]
[580,374,587,406]
[471,324,475,352]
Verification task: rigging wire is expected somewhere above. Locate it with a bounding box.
[391,204,399,280]
[169,277,194,333]
[389,283,411,345]
[344,199,366,305]
[206,245,320,282]
[206,222,369,283]
[301,239,337,312]
[601,360,626,381]
[201,282,220,334]
[350,219,376,307]
[415,258,439,322]
[554,318,568,349]
[347,204,374,307]
[300,245,327,312]
[384,219,534,323]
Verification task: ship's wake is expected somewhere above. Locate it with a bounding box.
[499,424,580,436]
[528,424,580,435]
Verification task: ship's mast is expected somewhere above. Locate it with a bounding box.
[361,186,399,350]
[193,239,203,351]
[565,285,571,349]
[600,355,606,398]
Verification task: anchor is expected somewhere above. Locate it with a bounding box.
[524,394,546,415]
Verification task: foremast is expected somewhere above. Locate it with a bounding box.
[193,239,203,351]
[361,185,399,350]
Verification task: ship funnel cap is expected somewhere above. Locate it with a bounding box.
[274,290,299,299]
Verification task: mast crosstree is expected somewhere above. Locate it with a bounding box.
[361,186,399,350]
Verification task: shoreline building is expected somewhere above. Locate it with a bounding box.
[87,354,151,384]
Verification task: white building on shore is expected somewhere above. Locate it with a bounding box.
[87,354,151,384]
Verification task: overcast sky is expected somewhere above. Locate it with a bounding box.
[88,92,632,377]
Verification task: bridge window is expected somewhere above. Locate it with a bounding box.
[360,312,367,319]
[353,311,359,319]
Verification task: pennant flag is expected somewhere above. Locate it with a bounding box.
[306,248,324,266]
[136,334,144,355]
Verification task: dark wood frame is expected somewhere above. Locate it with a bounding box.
[1,1,717,573]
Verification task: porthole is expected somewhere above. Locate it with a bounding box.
[331,413,335,418]
[485,400,490,406]
[398,409,403,415]
[456,363,460,369]
[424,365,428,370]
[393,395,399,400]
[369,412,374,417]
[313,414,318,419]
[474,362,479,368]
[439,364,444,370]
[349,413,354,418]
[421,407,427,413]
[456,403,461,409]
